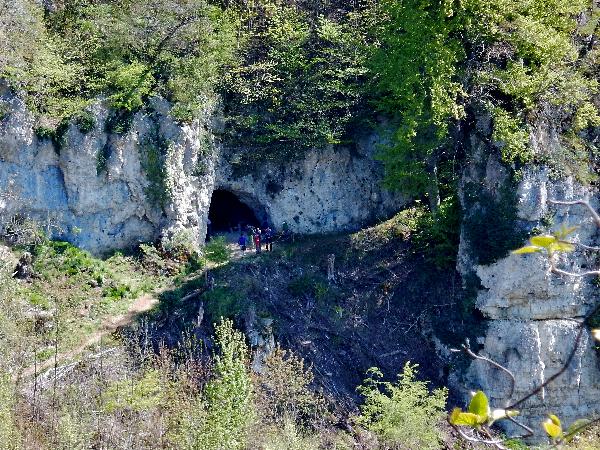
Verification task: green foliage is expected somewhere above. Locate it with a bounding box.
[107,62,154,111]
[73,110,95,133]
[491,107,531,165]
[103,369,165,413]
[33,240,103,279]
[225,1,368,169]
[412,196,461,269]
[368,0,599,198]
[449,390,518,429]
[355,362,447,450]
[203,287,245,322]
[366,0,466,197]
[3,0,238,128]
[204,236,231,264]
[287,274,323,298]
[170,318,254,450]
[513,224,578,256]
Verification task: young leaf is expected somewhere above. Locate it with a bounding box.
[554,224,579,240]
[449,408,484,427]
[530,235,557,248]
[512,245,542,254]
[468,391,489,418]
[548,242,575,253]
[543,415,563,440]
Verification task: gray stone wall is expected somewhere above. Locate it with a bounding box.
[0,87,403,253]
[454,119,600,439]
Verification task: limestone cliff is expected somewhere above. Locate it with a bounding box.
[454,115,600,437]
[0,86,402,254]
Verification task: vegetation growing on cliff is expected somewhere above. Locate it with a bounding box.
[3,0,598,189]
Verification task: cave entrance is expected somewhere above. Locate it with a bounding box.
[207,189,265,237]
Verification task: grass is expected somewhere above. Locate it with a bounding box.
[14,239,195,361]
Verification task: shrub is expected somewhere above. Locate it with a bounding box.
[355,362,447,450]
[170,319,254,450]
[288,274,323,298]
[74,110,96,133]
[203,287,245,322]
[162,229,198,261]
[103,369,165,414]
[412,195,461,269]
[256,346,326,429]
[204,236,231,264]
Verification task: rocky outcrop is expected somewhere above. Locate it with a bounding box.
[0,85,214,254]
[455,118,600,438]
[0,86,402,254]
[217,135,403,233]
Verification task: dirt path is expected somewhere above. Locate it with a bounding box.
[20,293,159,379]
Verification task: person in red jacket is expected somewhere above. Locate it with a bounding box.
[253,229,261,253]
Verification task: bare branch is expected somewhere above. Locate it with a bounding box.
[549,199,600,229]
[551,266,600,278]
[505,416,534,440]
[507,323,585,409]
[569,242,600,252]
[450,424,507,449]
[460,340,516,402]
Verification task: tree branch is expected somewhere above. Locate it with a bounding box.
[549,199,600,229]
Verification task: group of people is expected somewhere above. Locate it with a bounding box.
[238,221,292,254]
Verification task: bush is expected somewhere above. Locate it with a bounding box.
[355,362,447,450]
[204,237,231,264]
[203,287,245,322]
[412,195,461,269]
[74,110,96,133]
[256,346,326,429]
[162,229,197,260]
[287,274,324,298]
[103,369,165,414]
[169,319,254,450]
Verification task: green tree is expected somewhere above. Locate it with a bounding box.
[170,318,254,450]
[355,362,448,450]
[367,0,599,207]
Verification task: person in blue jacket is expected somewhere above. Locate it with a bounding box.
[238,233,247,252]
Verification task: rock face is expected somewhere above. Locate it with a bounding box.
[216,135,403,233]
[0,85,214,254]
[0,87,402,254]
[455,119,600,438]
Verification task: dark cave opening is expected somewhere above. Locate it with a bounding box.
[208,189,264,235]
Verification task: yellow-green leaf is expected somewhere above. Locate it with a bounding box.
[543,415,563,439]
[554,224,579,240]
[449,408,482,427]
[512,245,542,255]
[530,235,557,248]
[468,390,489,418]
[549,414,561,427]
[548,241,575,253]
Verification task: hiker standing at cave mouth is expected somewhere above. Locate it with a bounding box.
[264,226,273,252]
[254,229,261,253]
[238,233,247,252]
